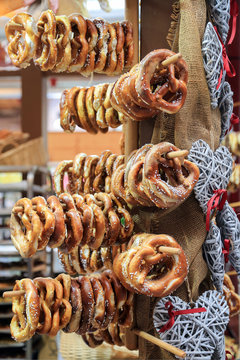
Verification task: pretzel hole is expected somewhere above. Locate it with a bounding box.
[146,258,173,280]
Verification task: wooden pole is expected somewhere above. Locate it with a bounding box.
[133,329,186,358]
[124,0,139,159]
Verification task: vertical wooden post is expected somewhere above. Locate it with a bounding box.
[124,0,139,158]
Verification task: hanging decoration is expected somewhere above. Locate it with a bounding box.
[218,82,234,140]
[153,290,229,360]
[188,140,233,214]
[208,0,230,44]
[203,221,225,292]
[201,22,225,108]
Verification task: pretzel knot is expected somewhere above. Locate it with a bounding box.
[143,142,200,208]
[135,49,188,113]
[10,198,42,258]
[34,10,57,71]
[113,233,188,297]
[11,279,40,342]
[5,13,37,68]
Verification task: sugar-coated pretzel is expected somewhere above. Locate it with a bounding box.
[5,13,37,68]
[113,233,188,297]
[143,142,200,208]
[10,198,42,258]
[10,279,40,342]
[35,10,57,71]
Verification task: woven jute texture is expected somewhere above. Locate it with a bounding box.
[136,0,221,359]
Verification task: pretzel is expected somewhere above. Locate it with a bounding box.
[35,10,57,71]
[10,198,42,258]
[111,194,134,241]
[80,19,98,76]
[135,49,188,113]
[33,278,55,334]
[72,153,87,194]
[93,150,112,192]
[55,274,71,300]
[31,197,55,250]
[223,274,240,317]
[53,160,73,195]
[54,16,72,72]
[142,142,200,208]
[93,19,109,73]
[76,276,95,334]
[58,193,83,253]
[82,332,104,348]
[96,273,116,328]
[5,13,37,68]
[113,22,125,75]
[113,233,188,297]
[10,279,40,342]
[66,87,81,128]
[47,196,66,248]
[111,164,139,206]
[108,323,124,346]
[58,250,77,275]
[65,279,82,333]
[60,90,76,133]
[102,24,117,74]
[118,291,134,328]
[89,277,106,331]
[83,155,99,193]
[68,15,88,72]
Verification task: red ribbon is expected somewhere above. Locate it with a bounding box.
[206,189,228,231]
[214,26,236,90]
[159,301,206,333]
[222,239,231,263]
[226,350,234,360]
[225,113,240,135]
[228,0,239,45]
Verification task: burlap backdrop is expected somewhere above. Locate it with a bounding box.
[135,0,222,359]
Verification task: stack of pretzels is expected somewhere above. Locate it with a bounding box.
[5,10,133,75]
[59,243,127,275]
[60,49,189,134]
[113,233,188,297]
[10,193,134,258]
[111,142,200,209]
[60,83,126,134]
[54,150,125,195]
[8,271,133,343]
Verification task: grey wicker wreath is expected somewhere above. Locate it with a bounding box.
[188,139,233,214]
[203,220,225,292]
[219,81,233,141]
[217,202,240,276]
[208,0,230,44]
[153,290,229,360]
[202,22,225,108]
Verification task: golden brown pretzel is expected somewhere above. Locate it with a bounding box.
[54,15,72,72]
[93,150,112,192]
[58,193,83,253]
[65,279,82,333]
[58,250,77,275]
[55,273,71,300]
[31,196,55,250]
[47,195,66,248]
[33,278,55,334]
[122,21,134,69]
[35,10,57,71]
[60,90,76,133]
[113,233,188,297]
[135,49,188,113]
[223,274,240,317]
[76,276,95,334]
[72,153,87,194]
[68,15,88,72]
[10,198,42,258]
[93,19,109,73]
[53,160,73,196]
[5,13,37,68]
[10,279,40,342]
[143,142,200,208]
[89,277,106,331]
[96,273,116,328]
